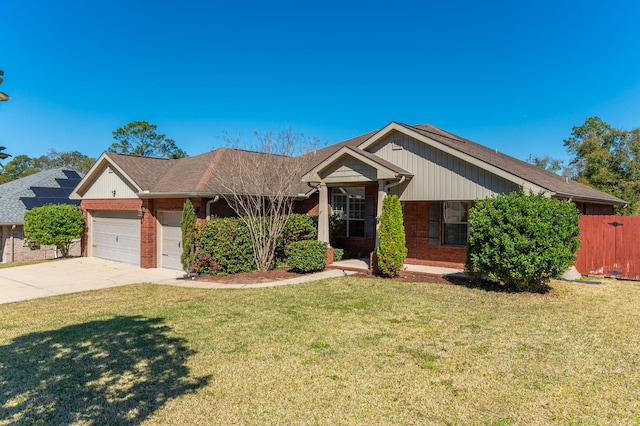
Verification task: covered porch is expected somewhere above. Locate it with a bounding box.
[302,146,413,262]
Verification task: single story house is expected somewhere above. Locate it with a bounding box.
[0,168,83,262]
[71,122,625,270]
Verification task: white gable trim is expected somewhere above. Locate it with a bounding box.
[301,146,406,183]
[358,122,548,195]
[71,153,143,199]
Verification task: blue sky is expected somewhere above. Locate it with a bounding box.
[2,0,639,164]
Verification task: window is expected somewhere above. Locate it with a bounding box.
[443,201,470,246]
[331,187,365,238]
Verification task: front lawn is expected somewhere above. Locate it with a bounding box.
[1,277,639,424]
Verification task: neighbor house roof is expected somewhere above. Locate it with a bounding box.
[0,169,83,225]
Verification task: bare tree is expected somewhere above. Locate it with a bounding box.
[214,129,318,271]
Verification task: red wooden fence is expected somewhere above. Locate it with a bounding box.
[575,215,640,281]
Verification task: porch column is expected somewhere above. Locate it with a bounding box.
[375,179,386,248]
[318,182,330,244]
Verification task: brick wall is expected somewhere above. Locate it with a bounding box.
[403,201,465,268]
[293,193,320,215]
[574,202,615,215]
[0,225,81,263]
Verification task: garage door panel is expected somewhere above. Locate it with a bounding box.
[91,211,140,266]
[159,212,183,270]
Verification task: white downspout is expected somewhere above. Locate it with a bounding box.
[383,175,406,193]
[10,225,16,263]
[206,195,220,221]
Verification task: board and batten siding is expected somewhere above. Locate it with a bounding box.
[368,132,519,201]
[83,166,139,199]
[319,157,378,183]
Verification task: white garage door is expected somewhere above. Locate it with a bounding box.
[159,212,183,270]
[91,211,141,266]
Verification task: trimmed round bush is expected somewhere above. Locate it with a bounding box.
[465,189,581,289]
[286,240,328,273]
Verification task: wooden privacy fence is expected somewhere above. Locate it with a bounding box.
[575,215,640,281]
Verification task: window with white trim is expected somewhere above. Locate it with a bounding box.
[331,187,365,238]
[443,201,470,246]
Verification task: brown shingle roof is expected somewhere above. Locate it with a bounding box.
[106,148,312,196]
[99,122,625,205]
[403,123,626,204]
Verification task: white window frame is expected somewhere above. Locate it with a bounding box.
[442,201,470,246]
[331,187,365,238]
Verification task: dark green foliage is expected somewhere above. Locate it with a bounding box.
[333,248,344,261]
[275,214,318,263]
[109,121,187,159]
[196,213,320,275]
[465,189,581,289]
[196,217,255,275]
[376,195,407,277]
[286,240,328,273]
[564,117,640,215]
[24,204,84,257]
[329,213,346,244]
[180,199,197,275]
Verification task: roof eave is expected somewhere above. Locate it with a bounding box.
[301,145,411,182]
[552,191,628,205]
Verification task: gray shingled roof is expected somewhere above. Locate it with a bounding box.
[0,169,83,225]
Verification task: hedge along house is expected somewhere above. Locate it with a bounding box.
[72,122,625,270]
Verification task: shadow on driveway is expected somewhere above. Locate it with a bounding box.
[0,316,210,424]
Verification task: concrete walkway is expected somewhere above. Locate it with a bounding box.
[0,258,183,304]
[0,257,464,305]
[330,258,463,275]
[0,258,358,304]
[166,268,357,289]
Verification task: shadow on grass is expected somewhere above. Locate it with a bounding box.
[444,274,552,294]
[0,316,210,425]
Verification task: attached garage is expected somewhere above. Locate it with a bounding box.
[158,211,182,270]
[90,211,141,266]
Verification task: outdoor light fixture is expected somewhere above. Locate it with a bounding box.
[137,206,145,217]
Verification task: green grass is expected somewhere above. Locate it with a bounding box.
[0,259,53,269]
[1,277,639,424]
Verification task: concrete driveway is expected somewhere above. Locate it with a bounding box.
[0,257,184,304]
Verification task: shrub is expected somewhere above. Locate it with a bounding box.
[275,214,318,263]
[197,217,255,275]
[193,250,223,275]
[329,213,346,245]
[376,195,407,277]
[333,247,344,261]
[24,204,84,257]
[180,199,197,275]
[286,240,328,273]
[465,189,581,289]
